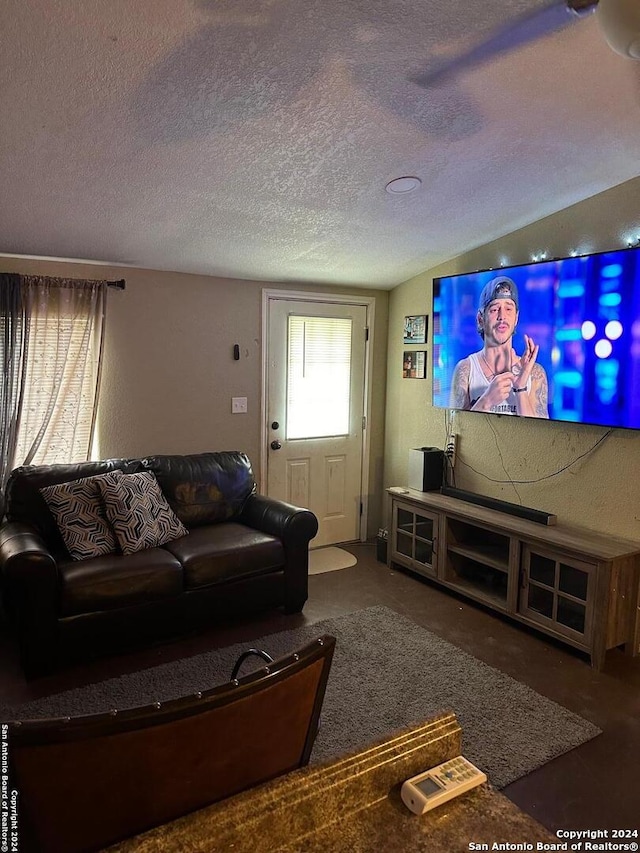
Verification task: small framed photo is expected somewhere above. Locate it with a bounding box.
[403,350,427,379]
[403,315,427,344]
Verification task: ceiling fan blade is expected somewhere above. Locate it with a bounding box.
[411,1,594,88]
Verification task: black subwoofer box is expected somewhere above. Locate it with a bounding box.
[408,447,444,492]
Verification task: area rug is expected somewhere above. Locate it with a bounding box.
[0,607,600,789]
[308,546,357,574]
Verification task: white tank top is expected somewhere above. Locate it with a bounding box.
[468,352,529,415]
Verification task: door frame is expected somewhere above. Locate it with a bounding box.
[261,288,376,544]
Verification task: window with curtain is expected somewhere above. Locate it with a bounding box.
[0,274,108,489]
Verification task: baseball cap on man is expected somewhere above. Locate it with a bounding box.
[478,276,519,312]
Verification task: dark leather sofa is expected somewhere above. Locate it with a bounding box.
[0,451,318,677]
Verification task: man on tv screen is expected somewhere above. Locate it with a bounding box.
[449,276,549,418]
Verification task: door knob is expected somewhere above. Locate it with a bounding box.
[270,440,282,450]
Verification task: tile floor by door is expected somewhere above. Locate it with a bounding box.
[1,542,638,837]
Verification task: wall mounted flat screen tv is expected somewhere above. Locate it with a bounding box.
[432,246,640,430]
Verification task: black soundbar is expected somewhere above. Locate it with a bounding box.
[440,486,557,526]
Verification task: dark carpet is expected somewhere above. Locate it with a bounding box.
[0,606,601,788]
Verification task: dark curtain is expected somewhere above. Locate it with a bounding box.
[0,274,28,505]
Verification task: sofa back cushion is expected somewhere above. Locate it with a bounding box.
[4,459,143,555]
[140,452,256,528]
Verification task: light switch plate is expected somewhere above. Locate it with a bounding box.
[231,396,248,414]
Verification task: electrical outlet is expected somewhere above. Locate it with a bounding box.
[445,433,457,468]
[231,396,248,414]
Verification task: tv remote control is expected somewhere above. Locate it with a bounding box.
[401,755,487,815]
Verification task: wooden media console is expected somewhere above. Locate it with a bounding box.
[387,488,640,669]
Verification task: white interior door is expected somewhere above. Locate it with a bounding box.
[266,298,367,548]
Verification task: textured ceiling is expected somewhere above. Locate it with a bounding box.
[1,0,640,288]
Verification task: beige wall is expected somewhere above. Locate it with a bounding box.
[384,176,640,541]
[7,175,640,541]
[0,258,389,537]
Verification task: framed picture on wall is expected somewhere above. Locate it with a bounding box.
[403,350,427,379]
[403,315,427,344]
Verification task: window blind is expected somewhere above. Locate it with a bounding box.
[286,315,352,440]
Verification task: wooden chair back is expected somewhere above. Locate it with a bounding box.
[7,635,335,853]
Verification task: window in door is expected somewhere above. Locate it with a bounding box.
[286,315,352,440]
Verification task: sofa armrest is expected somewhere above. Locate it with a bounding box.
[238,494,318,614]
[0,521,58,576]
[0,521,60,677]
[238,494,318,543]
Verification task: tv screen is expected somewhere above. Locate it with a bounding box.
[432,246,640,430]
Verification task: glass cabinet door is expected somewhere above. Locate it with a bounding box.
[518,546,595,647]
[391,501,439,578]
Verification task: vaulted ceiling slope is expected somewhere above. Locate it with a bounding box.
[2,0,640,288]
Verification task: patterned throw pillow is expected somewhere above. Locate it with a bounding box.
[40,474,119,560]
[97,471,189,555]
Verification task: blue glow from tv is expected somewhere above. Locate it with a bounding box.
[599,293,622,307]
[554,371,582,388]
[602,264,623,278]
[555,329,583,341]
[432,246,640,429]
[558,283,585,298]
